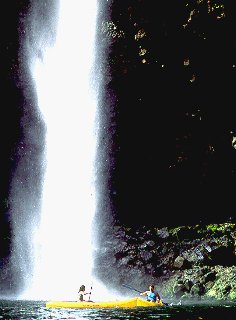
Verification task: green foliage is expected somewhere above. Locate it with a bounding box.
[169,226,182,240]
[206,223,235,234]
[206,224,219,233]
[229,291,236,299]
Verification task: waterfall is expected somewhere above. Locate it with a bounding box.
[19,0,107,301]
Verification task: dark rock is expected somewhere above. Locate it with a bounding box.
[94,222,236,301]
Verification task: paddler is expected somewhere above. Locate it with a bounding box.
[140,284,161,302]
[78,285,91,302]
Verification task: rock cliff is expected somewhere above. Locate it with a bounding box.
[94,222,236,303]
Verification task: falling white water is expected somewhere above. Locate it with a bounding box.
[20,1,115,301]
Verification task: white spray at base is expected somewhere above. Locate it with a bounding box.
[21,1,119,301]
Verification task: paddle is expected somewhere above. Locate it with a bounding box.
[88,282,93,302]
[122,284,169,306]
[122,284,142,293]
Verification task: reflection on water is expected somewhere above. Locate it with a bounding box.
[0,300,235,320]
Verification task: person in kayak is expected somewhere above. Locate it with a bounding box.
[140,284,161,302]
[78,285,91,302]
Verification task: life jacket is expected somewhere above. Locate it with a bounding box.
[147,291,157,302]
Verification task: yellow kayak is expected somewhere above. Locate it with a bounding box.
[46,297,164,309]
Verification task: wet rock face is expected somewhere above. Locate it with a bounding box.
[173,256,185,268]
[94,223,236,301]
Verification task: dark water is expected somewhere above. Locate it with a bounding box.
[0,300,235,320]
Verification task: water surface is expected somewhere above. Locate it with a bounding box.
[0,300,235,320]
